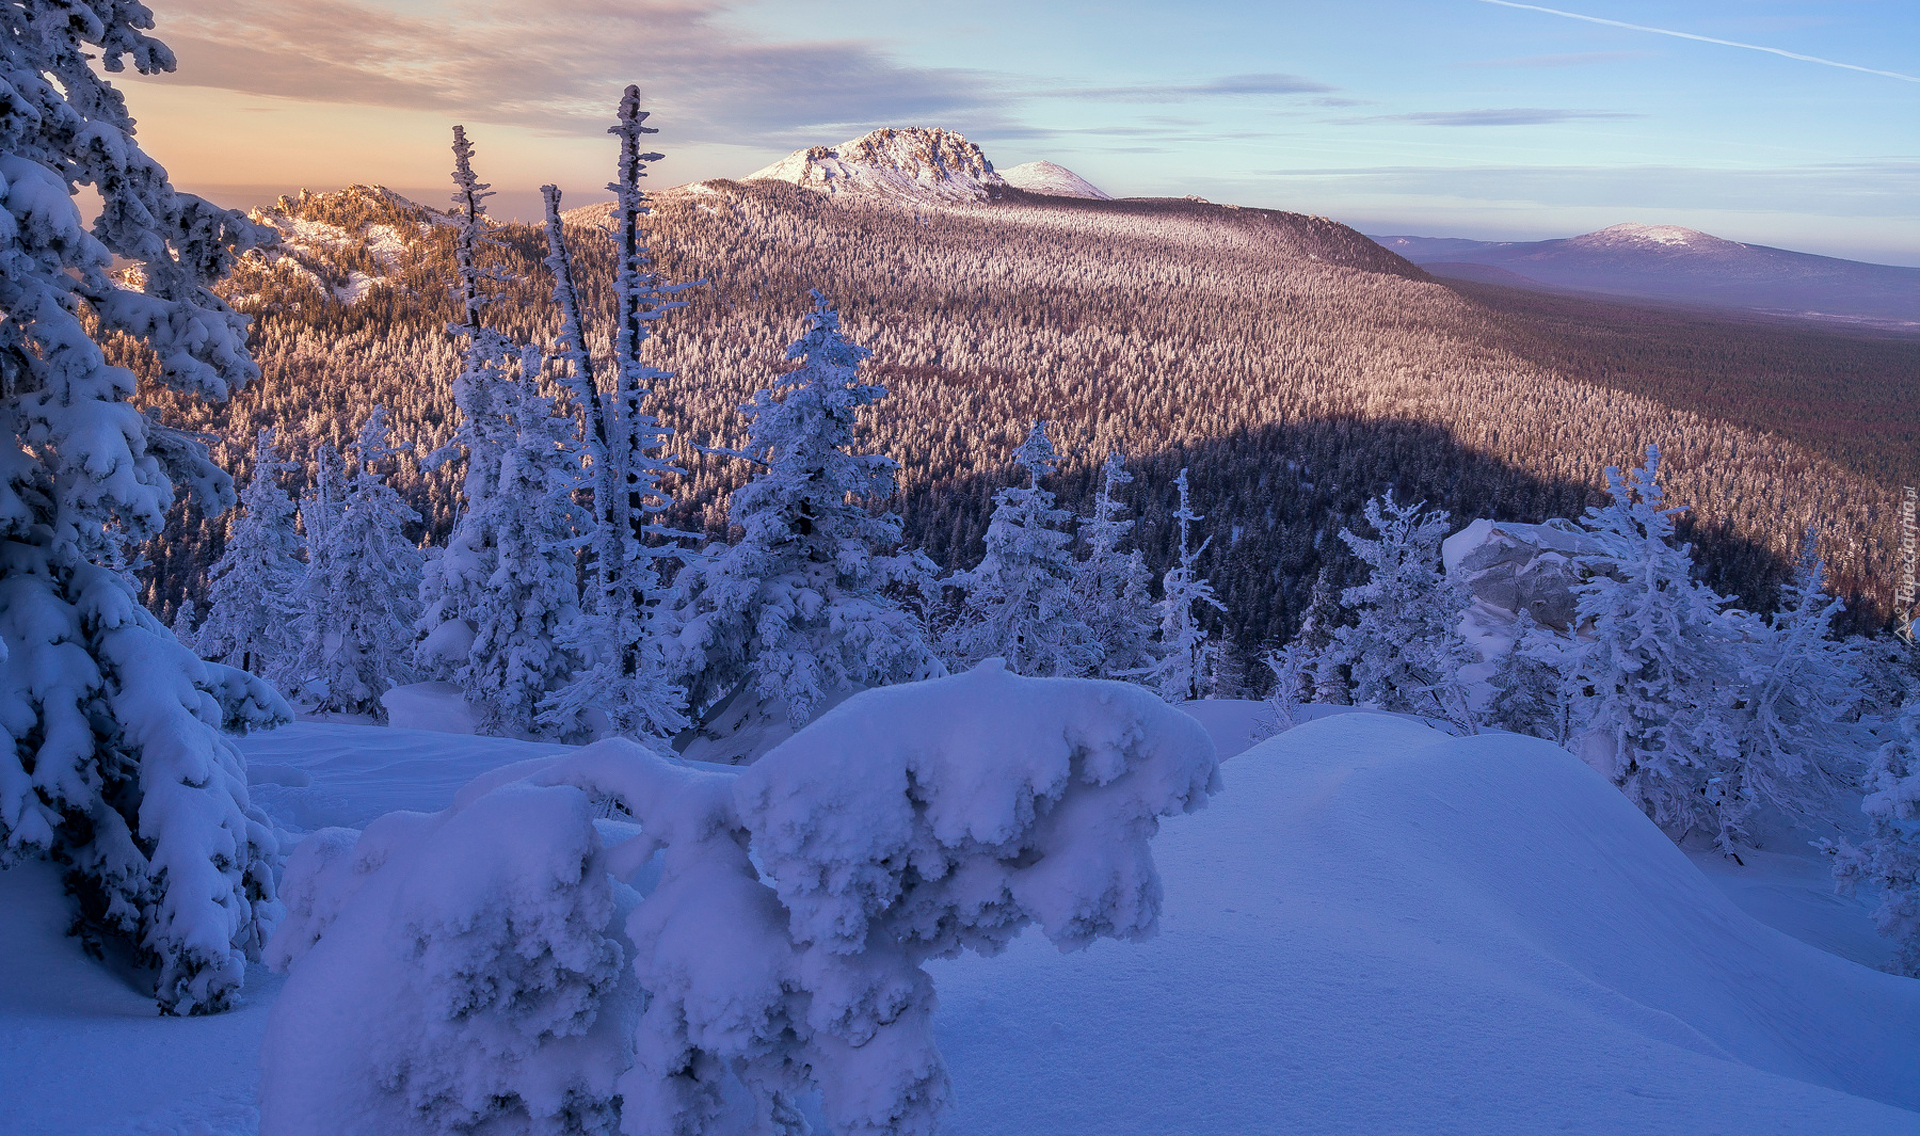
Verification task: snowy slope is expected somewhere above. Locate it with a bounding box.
[3,711,1910,1134]
[931,713,1920,1134]
[1000,160,1111,200]
[745,127,1006,203]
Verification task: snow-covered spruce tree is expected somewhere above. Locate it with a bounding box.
[416,126,515,681]
[289,409,423,719]
[1296,566,1352,705]
[0,0,282,1013]
[540,89,692,741]
[666,293,941,728]
[461,347,591,741]
[1072,451,1156,679]
[1721,532,1863,831]
[1145,468,1225,702]
[1565,446,1742,848]
[1830,698,1920,977]
[196,430,305,681]
[1328,495,1477,729]
[1484,610,1573,742]
[261,662,1221,1136]
[942,421,1098,677]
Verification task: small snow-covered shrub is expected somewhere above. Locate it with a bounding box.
[262,661,1220,1135]
[262,786,633,1136]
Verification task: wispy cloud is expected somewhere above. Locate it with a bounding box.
[1341,108,1643,126]
[146,0,1015,144]
[1028,73,1335,102]
[1472,0,1920,83]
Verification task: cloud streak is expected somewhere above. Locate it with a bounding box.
[1473,0,1920,83]
[1026,73,1335,102]
[1341,108,1642,126]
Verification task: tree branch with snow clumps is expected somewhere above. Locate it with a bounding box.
[261,661,1220,1135]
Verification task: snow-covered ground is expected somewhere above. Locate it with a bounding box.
[2,709,1911,1134]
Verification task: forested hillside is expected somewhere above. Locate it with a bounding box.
[130,179,1920,673]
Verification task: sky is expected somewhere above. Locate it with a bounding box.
[122,0,1920,264]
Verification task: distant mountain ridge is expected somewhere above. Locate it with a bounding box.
[1372,224,1920,330]
[999,160,1111,200]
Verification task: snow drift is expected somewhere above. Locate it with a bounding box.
[259,662,1219,1135]
[929,712,1920,1134]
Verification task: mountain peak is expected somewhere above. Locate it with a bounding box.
[999,160,1112,200]
[745,127,1006,203]
[1573,223,1727,250]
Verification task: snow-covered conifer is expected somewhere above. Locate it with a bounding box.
[942,422,1098,677]
[197,430,306,681]
[289,409,424,719]
[1565,446,1742,846]
[1072,451,1156,679]
[1721,532,1863,837]
[541,89,691,741]
[416,127,514,680]
[1145,469,1226,702]
[0,0,281,1012]
[461,347,590,740]
[1328,495,1477,729]
[1831,699,1920,976]
[1484,610,1572,741]
[666,294,941,727]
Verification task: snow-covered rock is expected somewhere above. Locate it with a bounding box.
[999,160,1112,200]
[1441,517,1614,630]
[746,127,1007,203]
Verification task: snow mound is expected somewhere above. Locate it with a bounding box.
[1570,222,1742,252]
[999,160,1112,200]
[746,127,1007,203]
[929,713,1920,1134]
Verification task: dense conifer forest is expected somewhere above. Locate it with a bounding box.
[128,179,1920,675]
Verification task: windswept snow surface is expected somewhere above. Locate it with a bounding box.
[932,713,1920,1134]
[3,710,1914,1134]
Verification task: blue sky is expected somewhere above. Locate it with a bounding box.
[127,0,1919,263]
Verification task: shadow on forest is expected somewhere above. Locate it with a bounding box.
[897,415,1815,669]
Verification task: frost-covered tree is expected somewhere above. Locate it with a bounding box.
[1484,610,1573,742]
[1328,495,1477,729]
[1261,640,1315,734]
[415,128,513,680]
[1565,446,1741,847]
[1830,699,1920,977]
[1145,469,1225,702]
[942,422,1098,677]
[541,89,692,741]
[262,662,1221,1136]
[461,348,590,741]
[290,409,423,719]
[1072,451,1156,679]
[197,430,305,681]
[1722,532,1863,836]
[666,294,941,728]
[0,0,282,1013]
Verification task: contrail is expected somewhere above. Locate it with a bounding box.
[1474,0,1920,83]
